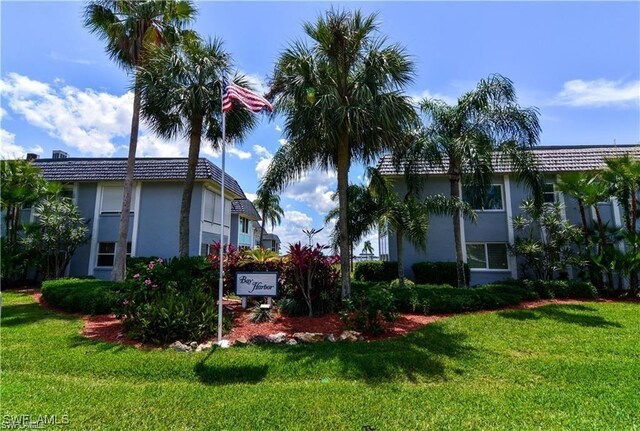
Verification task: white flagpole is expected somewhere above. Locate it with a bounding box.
[217,80,226,343]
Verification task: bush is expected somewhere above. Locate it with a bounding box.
[491,279,598,300]
[121,287,231,344]
[390,278,415,289]
[41,278,122,315]
[343,282,396,334]
[411,261,470,286]
[119,257,228,344]
[353,261,397,283]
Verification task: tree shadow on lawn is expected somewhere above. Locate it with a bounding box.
[195,349,269,385]
[0,302,76,328]
[498,304,623,328]
[195,323,475,385]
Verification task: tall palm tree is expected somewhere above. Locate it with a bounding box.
[84,0,196,280]
[418,74,543,287]
[603,154,640,292]
[261,9,418,299]
[253,190,284,247]
[362,240,374,256]
[368,167,476,288]
[137,37,258,256]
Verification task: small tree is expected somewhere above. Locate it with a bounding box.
[22,197,89,279]
[510,200,584,280]
[286,243,337,317]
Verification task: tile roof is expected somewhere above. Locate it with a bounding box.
[263,233,280,242]
[231,199,261,221]
[376,145,640,176]
[32,157,245,198]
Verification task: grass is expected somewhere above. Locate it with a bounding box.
[2,292,639,430]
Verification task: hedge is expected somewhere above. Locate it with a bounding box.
[411,261,470,286]
[353,261,398,282]
[494,279,598,300]
[41,278,123,315]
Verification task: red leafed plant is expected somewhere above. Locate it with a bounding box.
[285,242,339,316]
[207,242,243,294]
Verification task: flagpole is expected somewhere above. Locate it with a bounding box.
[217,79,226,343]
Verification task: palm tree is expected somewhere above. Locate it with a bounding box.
[418,74,543,287]
[253,190,284,248]
[137,37,258,256]
[261,9,418,299]
[84,0,196,280]
[603,154,640,292]
[368,167,476,288]
[362,240,374,257]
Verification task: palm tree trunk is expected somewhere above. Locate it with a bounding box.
[179,114,204,257]
[594,206,614,290]
[396,227,405,289]
[259,209,266,248]
[630,189,638,292]
[337,137,351,300]
[450,175,466,287]
[111,82,141,282]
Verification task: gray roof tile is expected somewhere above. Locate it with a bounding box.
[32,157,245,198]
[377,145,640,175]
[231,199,261,220]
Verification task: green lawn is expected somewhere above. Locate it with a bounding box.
[2,292,639,430]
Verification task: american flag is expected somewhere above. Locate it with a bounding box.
[222,79,273,113]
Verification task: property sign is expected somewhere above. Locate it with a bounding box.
[235,272,278,297]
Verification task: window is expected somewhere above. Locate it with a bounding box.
[543,183,557,204]
[240,218,250,234]
[466,243,509,270]
[463,185,504,210]
[201,243,213,256]
[97,242,131,267]
[203,189,215,222]
[101,186,135,214]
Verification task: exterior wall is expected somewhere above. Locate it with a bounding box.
[387,172,627,287]
[230,214,239,247]
[68,183,97,277]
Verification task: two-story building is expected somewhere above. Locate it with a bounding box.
[230,199,260,250]
[29,153,247,279]
[377,144,640,285]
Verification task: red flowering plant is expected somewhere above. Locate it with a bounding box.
[280,243,340,317]
[207,242,243,295]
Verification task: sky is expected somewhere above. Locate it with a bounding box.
[1,1,639,254]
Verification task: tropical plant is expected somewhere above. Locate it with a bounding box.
[510,199,584,281]
[417,74,543,287]
[261,9,419,299]
[137,37,258,256]
[22,197,89,279]
[84,0,196,280]
[602,154,640,292]
[253,190,284,248]
[240,248,280,265]
[362,240,374,256]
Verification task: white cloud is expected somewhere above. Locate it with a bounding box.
[553,79,640,107]
[275,124,282,132]
[252,143,337,214]
[410,88,456,106]
[0,127,43,159]
[272,209,336,249]
[244,192,257,202]
[278,138,288,146]
[0,73,255,160]
[50,52,95,65]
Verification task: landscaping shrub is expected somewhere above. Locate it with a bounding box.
[411,261,470,286]
[342,282,396,335]
[353,261,397,282]
[491,279,598,300]
[390,278,415,289]
[279,243,341,316]
[119,257,227,344]
[41,278,122,315]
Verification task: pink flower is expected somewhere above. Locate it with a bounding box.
[133,273,140,279]
[144,279,152,286]
[148,262,155,269]
[157,258,164,263]
[122,300,129,305]
[152,284,158,288]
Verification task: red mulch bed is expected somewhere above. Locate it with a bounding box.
[25,291,627,348]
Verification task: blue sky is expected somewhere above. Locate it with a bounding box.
[1,1,639,252]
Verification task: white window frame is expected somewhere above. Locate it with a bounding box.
[464,184,505,212]
[543,182,558,205]
[465,242,510,272]
[95,241,131,268]
[240,217,250,234]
